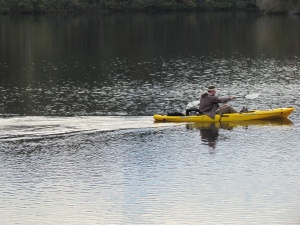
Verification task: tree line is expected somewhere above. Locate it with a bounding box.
[0,0,299,14]
[256,0,300,14]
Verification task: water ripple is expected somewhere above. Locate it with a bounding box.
[1,55,299,117]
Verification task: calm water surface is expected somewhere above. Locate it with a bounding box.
[0,12,300,224]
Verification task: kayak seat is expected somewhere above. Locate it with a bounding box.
[167,112,185,116]
[239,106,249,113]
[185,108,203,116]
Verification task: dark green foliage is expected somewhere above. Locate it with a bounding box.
[200,0,257,10]
[0,0,258,13]
[256,0,300,14]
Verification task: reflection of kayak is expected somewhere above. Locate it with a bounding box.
[153,107,295,122]
[185,118,293,151]
[186,118,293,130]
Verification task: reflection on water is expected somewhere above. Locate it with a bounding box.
[0,55,299,117]
[186,118,293,152]
[199,123,220,150]
[0,13,300,117]
[1,119,299,224]
[188,122,220,150]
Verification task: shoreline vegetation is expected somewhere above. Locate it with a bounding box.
[0,0,299,14]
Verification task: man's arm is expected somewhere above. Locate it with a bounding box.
[211,96,234,104]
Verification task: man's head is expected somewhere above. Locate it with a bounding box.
[207,86,216,95]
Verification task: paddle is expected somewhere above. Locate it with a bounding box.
[186,93,260,108]
[236,93,260,100]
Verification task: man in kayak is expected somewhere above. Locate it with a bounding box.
[199,86,238,119]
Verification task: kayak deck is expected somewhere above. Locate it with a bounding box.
[154,107,295,122]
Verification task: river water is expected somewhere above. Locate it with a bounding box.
[0,12,300,224]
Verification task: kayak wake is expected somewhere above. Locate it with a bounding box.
[0,116,174,141]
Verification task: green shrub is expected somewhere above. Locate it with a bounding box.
[256,0,300,14]
[0,0,259,13]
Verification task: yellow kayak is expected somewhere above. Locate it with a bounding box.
[153,107,295,122]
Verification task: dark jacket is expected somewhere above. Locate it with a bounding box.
[199,93,231,119]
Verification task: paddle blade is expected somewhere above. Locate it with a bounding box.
[244,93,260,99]
[186,100,199,109]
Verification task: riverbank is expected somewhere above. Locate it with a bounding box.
[0,0,259,14]
[1,0,300,14]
